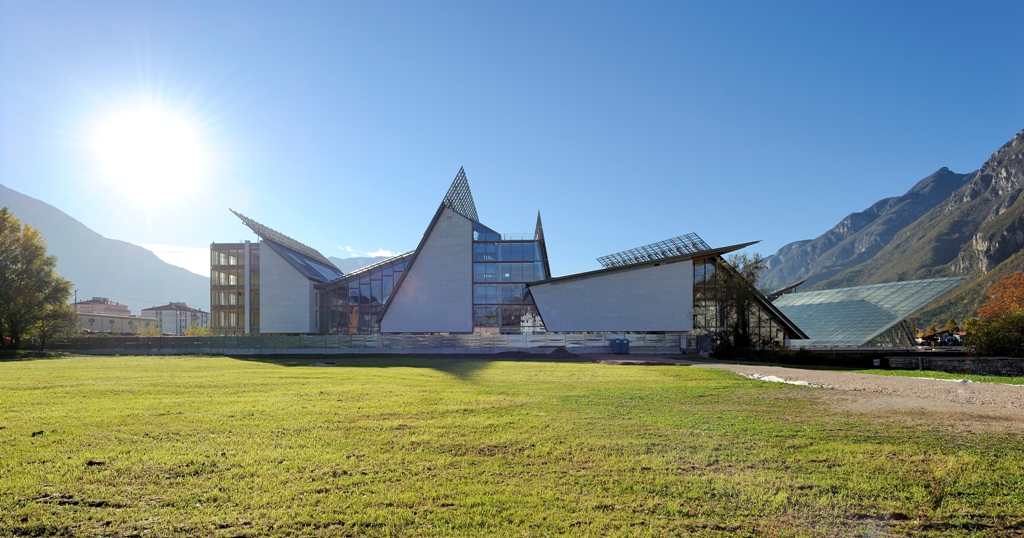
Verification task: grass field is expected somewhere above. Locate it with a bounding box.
[849,368,1024,385]
[2,355,1023,536]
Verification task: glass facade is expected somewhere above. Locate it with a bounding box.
[211,243,259,334]
[773,277,966,347]
[472,222,546,333]
[317,220,549,335]
[691,258,796,350]
[321,258,409,334]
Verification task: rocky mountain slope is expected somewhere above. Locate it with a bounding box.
[764,128,1024,323]
[0,184,210,315]
[761,167,976,291]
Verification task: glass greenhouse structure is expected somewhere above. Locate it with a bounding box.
[772,277,967,347]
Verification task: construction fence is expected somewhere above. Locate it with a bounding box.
[50,332,685,356]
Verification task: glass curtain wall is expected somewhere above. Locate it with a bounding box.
[472,223,546,334]
[692,258,783,350]
[320,220,548,335]
[321,260,407,334]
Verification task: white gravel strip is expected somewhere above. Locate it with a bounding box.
[738,373,832,389]
[697,364,1024,410]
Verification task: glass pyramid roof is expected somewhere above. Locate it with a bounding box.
[772,277,966,346]
[442,167,479,222]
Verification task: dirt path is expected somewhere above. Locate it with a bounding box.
[695,363,1024,409]
[696,363,1024,431]
[592,356,1024,430]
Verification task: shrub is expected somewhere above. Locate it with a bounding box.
[965,310,1024,357]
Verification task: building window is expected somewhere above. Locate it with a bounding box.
[471,240,546,333]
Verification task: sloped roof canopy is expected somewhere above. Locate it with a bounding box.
[320,251,414,287]
[773,276,966,346]
[231,209,338,268]
[597,233,712,268]
[230,209,343,283]
[530,240,758,286]
[262,241,344,283]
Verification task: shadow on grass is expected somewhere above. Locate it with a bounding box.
[225,353,590,380]
[0,350,71,363]
[0,350,597,380]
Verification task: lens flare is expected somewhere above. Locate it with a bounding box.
[95,109,205,200]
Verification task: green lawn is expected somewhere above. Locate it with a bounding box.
[849,369,1024,385]
[1,355,1022,536]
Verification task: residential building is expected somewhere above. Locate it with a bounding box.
[74,297,131,316]
[78,313,158,334]
[142,302,210,335]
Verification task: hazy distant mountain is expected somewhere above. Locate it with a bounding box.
[328,256,390,274]
[763,128,1024,324]
[761,167,977,291]
[0,184,209,315]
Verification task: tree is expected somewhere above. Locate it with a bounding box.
[944,318,959,333]
[139,323,162,337]
[0,208,74,349]
[713,253,773,351]
[726,252,768,292]
[184,321,213,337]
[965,310,1024,357]
[964,272,1024,356]
[925,324,938,336]
[33,303,77,350]
[978,272,1024,319]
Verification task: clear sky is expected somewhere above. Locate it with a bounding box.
[2,1,1022,277]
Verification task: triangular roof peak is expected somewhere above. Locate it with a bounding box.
[534,210,552,279]
[442,167,480,222]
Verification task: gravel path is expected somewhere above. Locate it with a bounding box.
[696,363,1024,410]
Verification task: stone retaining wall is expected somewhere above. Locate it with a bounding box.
[887,356,1024,377]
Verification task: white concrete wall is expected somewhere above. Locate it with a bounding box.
[260,244,317,333]
[141,310,175,334]
[161,313,177,335]
[381,207,473,333]
[529,260,694,332]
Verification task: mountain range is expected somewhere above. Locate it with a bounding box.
[0,184,210,315]
[6,127,1024,326]
[762,128,1024,324]
[0,185,391,316]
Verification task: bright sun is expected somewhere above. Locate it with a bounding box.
[95,109,205,201]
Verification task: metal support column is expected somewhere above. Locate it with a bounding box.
[244,240,251,334]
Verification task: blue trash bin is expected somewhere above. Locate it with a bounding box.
[611,339,622,354]
[620,339,630,355]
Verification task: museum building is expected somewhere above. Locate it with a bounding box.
[211,169,806,349]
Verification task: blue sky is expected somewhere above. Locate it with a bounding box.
[2,1,1022,277]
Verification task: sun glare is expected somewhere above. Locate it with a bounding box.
[95,109,205,201]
